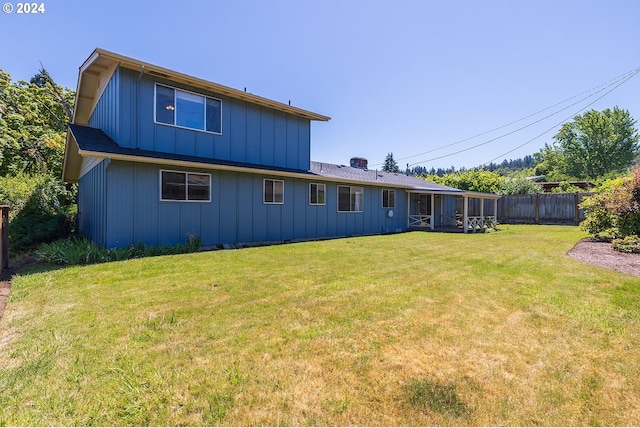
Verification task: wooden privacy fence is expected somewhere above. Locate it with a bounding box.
[1,206,8,272]
[498,193,594,225]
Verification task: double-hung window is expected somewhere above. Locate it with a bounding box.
[309,183,326,205]
[337,185,364,212]
[264,179,284,204]
[155,84,222,134]
[382,189,396,208]
[161,170,211,202]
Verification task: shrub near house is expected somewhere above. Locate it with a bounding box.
[581,167,640,251]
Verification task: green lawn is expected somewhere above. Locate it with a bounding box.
[1,225,640,426]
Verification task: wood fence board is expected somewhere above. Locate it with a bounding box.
[498,193,593,225]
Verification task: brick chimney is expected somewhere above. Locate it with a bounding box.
[350,157,368,170]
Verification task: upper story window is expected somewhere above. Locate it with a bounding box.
[382,189,396,208]
[155,84,222,134]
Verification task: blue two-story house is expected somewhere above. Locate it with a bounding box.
[62,49,499,249]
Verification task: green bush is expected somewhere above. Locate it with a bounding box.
[0,172,76,252]
[497,177,543,195]
[37,235,202,266]
[612,235,640,253]
[580,168,640,239]
[579,192,615,239]
[550,181,584,194]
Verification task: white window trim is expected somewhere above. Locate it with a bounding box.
[154,83,223,135]
[309,182,326,206]
[337,185,364,213]
[263,179,285,205]
[382,188,396,208]
[159,169,212,202]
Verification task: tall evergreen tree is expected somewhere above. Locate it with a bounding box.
[382,152,399,173]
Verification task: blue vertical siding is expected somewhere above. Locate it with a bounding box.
[118,67,135,148]
[292,179,306,239]
[236,178,254,242]
[246,106,261,164]
[133,163,159,246]
[298,120,310,171]
[218,172,238,244]
[88,70,119,143]
[260,110,275,166]
[196,132,214,158]
[273,111,288,168]
[176,128,196,156]
[91,160,413,248]
[89,68,313,171]
[105,162,135,248]
[200,172,220,244]
[230,100,247,162]
[158,202,182,245]
[286,116,299,169]
[180,204,202,241]
[77,159,108,247]
[137,76,155,151]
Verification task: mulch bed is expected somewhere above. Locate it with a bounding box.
[567,238,640,277]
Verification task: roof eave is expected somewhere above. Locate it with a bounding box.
[74,48,331,124]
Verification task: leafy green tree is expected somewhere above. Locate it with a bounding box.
[553,107,639,180]
[0,68,74,177]
[382,152,399,173]
[0,68,76,251]
[533,143,571,181]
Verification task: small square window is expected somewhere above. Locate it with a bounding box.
[309,183,326,205]
[382,189,396,208]
[264,179,284,204]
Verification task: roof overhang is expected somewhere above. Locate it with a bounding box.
[62,128,82,183]
[72,48,331,126]
[463,190,502,200]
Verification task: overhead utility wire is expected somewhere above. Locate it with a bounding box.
[406,66,640,167]
[481,67,640,166]
[369,66,639,168]
[387,67,640,166]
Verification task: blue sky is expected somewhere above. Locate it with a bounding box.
[2,0,639,170]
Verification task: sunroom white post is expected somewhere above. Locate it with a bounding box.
[430,193,435,230]
[463,195,468,234]
[479,197,484,231]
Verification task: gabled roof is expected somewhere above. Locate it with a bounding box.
[73,48,331,126]
[63,125,466,195]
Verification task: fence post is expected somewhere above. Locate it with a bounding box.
[535,193,540,224]
[574,192,580,225]
[0,205,8,272]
